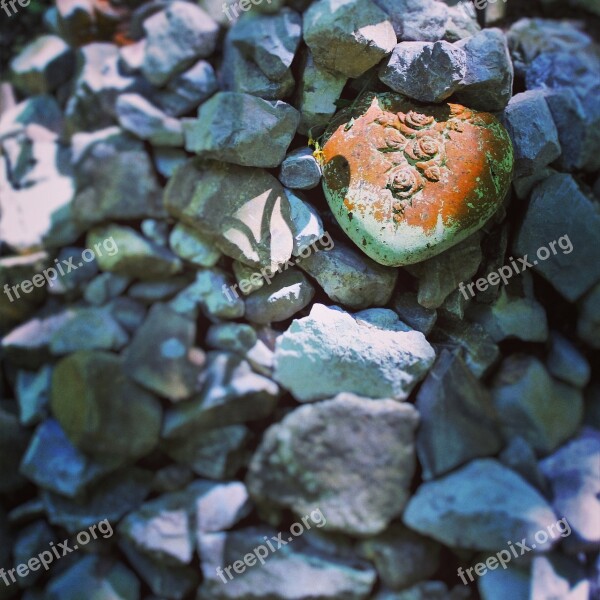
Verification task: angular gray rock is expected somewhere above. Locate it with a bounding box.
[375,0,449,40]
[499,436,548,493]
[169,223,221,268]
[279,147,321,190]
[274,304,435,402]
[531,554,590,600]
[247,394,419,535]
[540,429,600,551]
[297,241,398,310]
[0,407,30,494]
[244,268,315,325]
[454,28,513,111]
[392,292,438,334]
[286,190,325,257]
[513,174,600,301]
[578,283,600,348]
[116,94,183,146]
[403,459,557,551]
[123,303,204,401]
[184,92,300,168]
[141,1,219,86]
[10,35,74,95]
[500,90,561,177]
[415,350,503,480]
[50,351,163,460]
[13,520,56,588]
[197,527,376,599]
[547,331,591,388]
[380,41,467,103]
[303,0,396,78]
[15,365,51,426]
[163,352,279,438]
[164,159,295,271]
[491,355,583,454]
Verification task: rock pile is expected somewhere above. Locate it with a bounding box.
[1,1,599,599]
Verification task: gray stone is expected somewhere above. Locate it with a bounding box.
[531,554,590,600]
[163,425,251,479]
[380,41,466,103]
[0,95,63,139]
[466,287,549,343]
[303,0,396,78]
[45,556,140,600]
[454,28,513,111]
[274,304,435,402]
[227,9,302,81]
[444,1,481,42]
[512,166,557,200]
[416,350,503,480]
[153,60,218,117]
[87,225,182,280]
[127,278,190,302]
[119,39,146,73]
[205,323,257,354]
[49,306,129,354]
[403,458,557,551]
[154,147,188,178]
[123,303,204,401]
[247,394,419,536]
[298,241,398,310]
[164,159,295,271]
[547,331,590,388]
[163,352,279,438]
[107,297,147,333]
[10,35,74,95]
[392,292,437,334]
[169,223,222,267]
[245,268,315,324]
[142,1,219,86]
[197,527,376,599]
[72,128,165,226]
[540,429,600,551]
[373,0,448,41]
[16,366,51,426]
[406,233,482,309]
[232,261,266,295]
[279,147,321,190]
[578,283,600,348]
[499,436,548,493]
[375,582,469,600]
[20,418,122,498]
[491,355,583,454]
[116,94,183,146]
[13,520,55,588]
[169,269,245,321]
[195,481,252,533]
[51,351,163,460]
[286,190,325,256]
[294,49,347,136]
[184,93,300,168]
[478,565,531,600]
[513,174,600,301]
[0,407,30,493]
[500,90,561,177]
[42,468,152,533]
[357,523,441,590]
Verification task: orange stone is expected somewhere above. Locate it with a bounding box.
[320,92,513,266]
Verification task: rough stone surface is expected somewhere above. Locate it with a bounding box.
[403,459,557,551]
[286,190,325,256]
[320,93,513,266]
[547,331,591,388]
[392,292,437,334]
[273,304,435,402]
[169,223,221,267]
[279,147,321,190]
[578,283,600,348]
[247,394,419,535]
[184,92,300,168]
[373,0,449,41]
[380,41,467,103]
[303,0,396,78]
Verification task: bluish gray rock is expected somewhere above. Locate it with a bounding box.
[478,565,530,600]
[154,147,188,178]
[16,366,51,426]
[499,436,548,493]
[454,28,513,111]
[247,394,419,535]
[380,41,466,103]
[13,520,56,588]
[184,92,300,167]
[141,1,219,86]
[513,174,600,301]
[500,90,561,177]
[10,35,74,95]
[392,292,437,335]
[303,0,396,78]
[373,0,448,41]
[0,95,63,138]
[547,331,590,388]
[0,407,30,493]
[531,555,590,600]
[169,223,222,267]
[403,459,557,551]
[286,190,325,257]
[279,147,321,190]
[116,94,183,147]
[273,304,435,402]
[84,272,131,306]
[578,283,600,348]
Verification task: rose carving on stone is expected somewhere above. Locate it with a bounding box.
[387,165,423,201]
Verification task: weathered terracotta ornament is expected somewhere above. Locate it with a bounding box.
[320,92,513,266]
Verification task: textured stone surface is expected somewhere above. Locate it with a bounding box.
[403,459,557,551]
[247,394,419,535]
[184,93,300,167]
[373,0,449,41]
[273,304,435,402]
[547,332,590,388]
[321,93,513,266]
[392,292,437,334]
[303,0,396,78]
[279,147,321,190]
[578,283,600,348]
